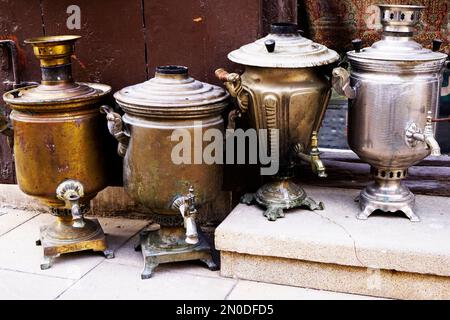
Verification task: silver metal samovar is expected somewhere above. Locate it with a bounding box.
[332,5,449,221]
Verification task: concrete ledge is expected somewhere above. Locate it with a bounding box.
[0,184,140,216]
[215,186,450,299]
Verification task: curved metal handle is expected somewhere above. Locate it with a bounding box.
[441,61,450,97]
[56,180,85,228]
[100,105,130,158]
[215,68,249,114]
[332,67,356,99]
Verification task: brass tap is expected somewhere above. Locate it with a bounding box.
[171,186,199,245]
[309,131,327,178]
[56,180,85,228]
[294,131,327,178]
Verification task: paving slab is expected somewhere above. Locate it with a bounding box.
[57,261,236,300]
[0,211,148,280]
[0,268,75,300]
[0,208,40,237]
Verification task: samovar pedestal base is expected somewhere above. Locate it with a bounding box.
[36,218,114,270]
[135,225,218,280]
[241,179,324,221]
[358,168,419,222]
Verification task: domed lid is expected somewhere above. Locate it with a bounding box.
[228,23,339,68]
[114,66,229,117]
[348,5,447,62]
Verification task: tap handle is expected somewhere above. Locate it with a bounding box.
[432,39,443,52]
[265,39,276,53]
[352,39,362,53]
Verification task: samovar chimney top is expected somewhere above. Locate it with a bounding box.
[378,4,425,36]
[155,65,189,79]
[24,35,81,86]
[270,22,299,36]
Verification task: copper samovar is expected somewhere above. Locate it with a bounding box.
[102,65,228,278]
[216,23,339,221]
[2,36,113,268]
[332,5,449,221]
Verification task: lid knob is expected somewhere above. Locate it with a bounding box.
[432,39,443,52]
[265,40,276,53]
[352,39,362,53]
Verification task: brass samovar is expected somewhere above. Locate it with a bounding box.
[332,5,449,221]
[2,36,113,268]
[216,23,339,221]
[103,65,228,279]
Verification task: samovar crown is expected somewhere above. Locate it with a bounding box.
[24,35,81,68]
[155,65,189,78]
[378,4,425,35]
[269,22,299,36]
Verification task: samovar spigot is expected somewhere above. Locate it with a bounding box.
[294,131,327,178]
[171,186,199,245]
[56,180,85,228]
[405,111,441,156]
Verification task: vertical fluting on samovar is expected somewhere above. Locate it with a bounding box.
[104,65,228,279]
[2,35,114,268]
[332,5,449,221]
[216,22,339,221]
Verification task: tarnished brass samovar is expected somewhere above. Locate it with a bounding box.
[2,36,113,268]
[103,66,228,279]
[332,5,449,221]
[216,23,339,221]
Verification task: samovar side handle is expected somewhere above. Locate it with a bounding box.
[331,67,357,99]
[100,105,130,157]
[215,68,250,129]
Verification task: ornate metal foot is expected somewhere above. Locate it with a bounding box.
[401,206,420,222]
[240,193,255,205]
[302,196,325,211]
[200,257,219,271]
[103,249,114,259]
[263,206,285,221]
[357,206,374,220]
[40,255,57,270]
[141,257,159,280]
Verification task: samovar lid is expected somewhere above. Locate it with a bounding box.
[114,66,229,117]
[227,23,339,68]
[348,5,447,62]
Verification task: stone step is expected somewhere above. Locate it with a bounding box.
[215,186,450,300]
